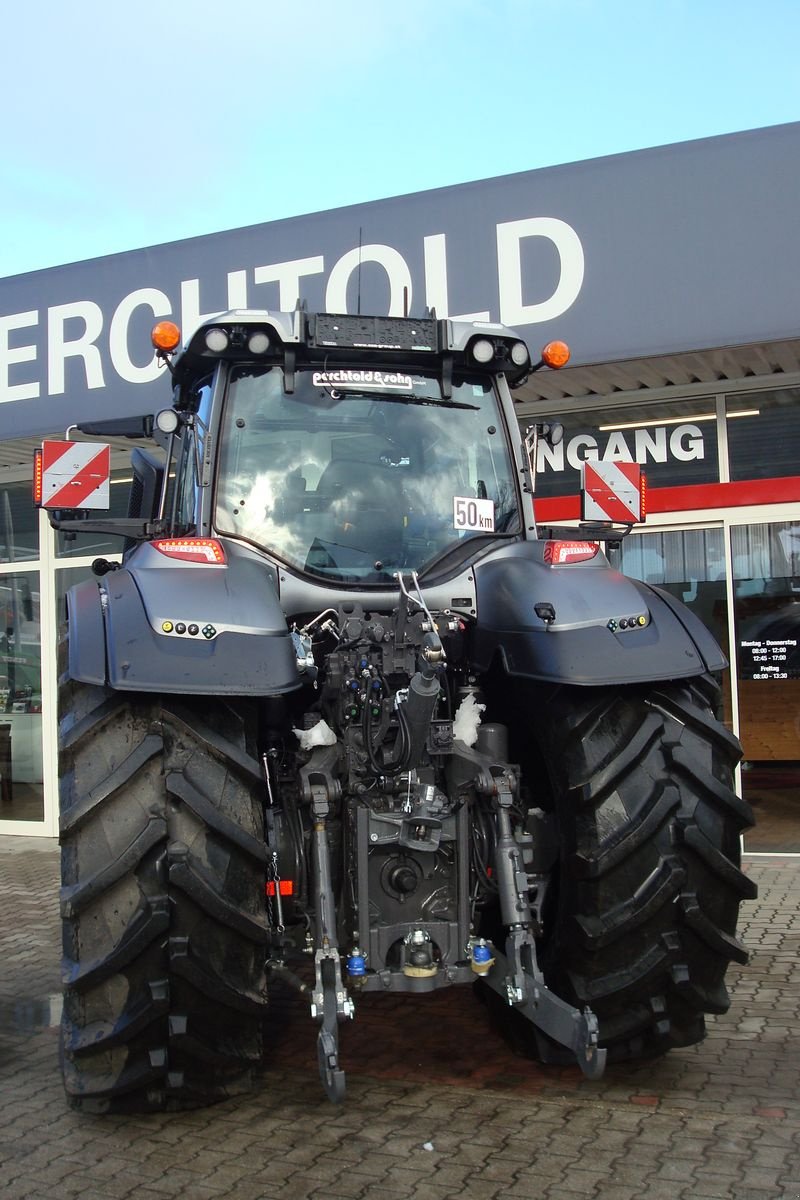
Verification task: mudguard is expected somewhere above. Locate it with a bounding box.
[472,540,726,686]
[65,541,301,695]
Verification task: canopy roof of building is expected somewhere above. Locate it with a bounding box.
[514,334,800,416]
[5,333,798,475]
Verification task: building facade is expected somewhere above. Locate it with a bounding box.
[1,123,798,848]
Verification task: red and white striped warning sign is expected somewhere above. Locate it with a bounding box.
[581,461,644,523]
[40,441,111,509]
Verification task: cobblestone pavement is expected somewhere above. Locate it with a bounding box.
[1,837,798,1200]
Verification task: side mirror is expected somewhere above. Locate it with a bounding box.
[72,415,155,439]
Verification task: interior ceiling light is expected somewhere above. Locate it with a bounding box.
[598,409,760,432]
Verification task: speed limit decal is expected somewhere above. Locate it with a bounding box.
[453,496,495,532]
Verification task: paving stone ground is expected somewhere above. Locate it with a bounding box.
[1,836,798,1200]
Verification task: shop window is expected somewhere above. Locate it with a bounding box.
[727,389,800,482]
[732,520,800,852]
[0,481,39,563]
[530,397,720,501]
[620,526,732,730]
[0,570,43,822]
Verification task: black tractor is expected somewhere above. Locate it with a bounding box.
[51,310,754,1110]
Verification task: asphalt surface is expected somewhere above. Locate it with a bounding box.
[1,836,798,1200]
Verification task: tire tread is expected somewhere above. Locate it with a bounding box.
[59,685,268,1112]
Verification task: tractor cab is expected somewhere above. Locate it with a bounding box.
[150,310,568,587]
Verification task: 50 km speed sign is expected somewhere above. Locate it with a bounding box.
[453,495,495,532]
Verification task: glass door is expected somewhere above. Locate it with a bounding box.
[0,569,44,822]
[620,517,800,854]
[0,478,47,830]
[731,519,800,852]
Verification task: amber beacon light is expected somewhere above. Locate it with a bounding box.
[151,321,182,353]
[540,340,571,369]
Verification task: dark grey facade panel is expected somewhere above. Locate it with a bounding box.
[2,122,800,440]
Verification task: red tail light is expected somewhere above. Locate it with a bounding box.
[543,540,600,565]
[152,538,226,565]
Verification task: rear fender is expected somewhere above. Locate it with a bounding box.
[472,541,726,686]
[65,541,301,695]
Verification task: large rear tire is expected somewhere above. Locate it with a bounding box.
[531,674,756,1062]
[59,678,268,1112]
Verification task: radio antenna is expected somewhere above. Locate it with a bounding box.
[356,227,363,315]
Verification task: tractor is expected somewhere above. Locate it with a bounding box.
[46,309,754,1110]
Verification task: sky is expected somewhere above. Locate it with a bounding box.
[3,0,800,281]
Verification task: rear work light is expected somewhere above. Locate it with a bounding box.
[205,327,230,352]
[152,538,226,565]
[543,540,600,565]
[471,338,496,363]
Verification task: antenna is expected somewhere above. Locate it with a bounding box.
[357,226,363,316]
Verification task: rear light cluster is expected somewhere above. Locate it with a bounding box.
[543,540,600,565]
[152,538,226,565]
